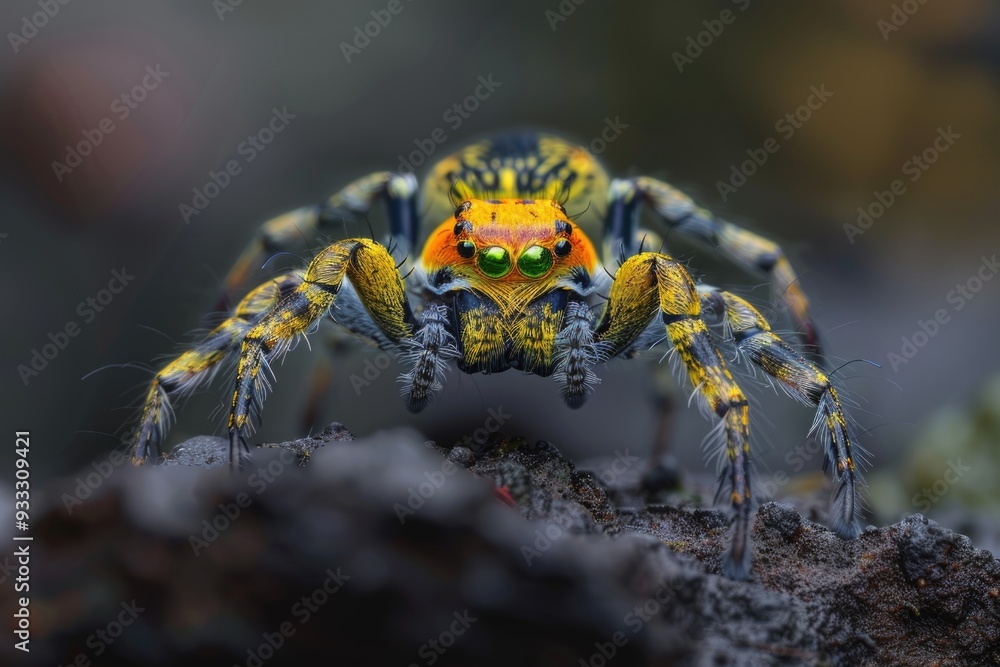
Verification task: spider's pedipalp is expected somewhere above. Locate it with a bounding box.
[397,302,460,412]
[552,301,609,409]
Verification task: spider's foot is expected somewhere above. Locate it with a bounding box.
[720,511,753,581]
[228,431,250,473]
[720,544,752,581]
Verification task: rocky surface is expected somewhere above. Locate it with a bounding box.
[4,424,999,666]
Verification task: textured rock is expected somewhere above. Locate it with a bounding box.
[4,425,998,666]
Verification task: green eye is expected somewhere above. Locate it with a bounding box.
[477,246,511,278]
[517,245,553,278]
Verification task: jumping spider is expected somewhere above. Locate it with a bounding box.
[125,132,863,579]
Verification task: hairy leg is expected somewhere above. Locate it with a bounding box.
[129,271,304,463]
[596,252,755,579]
[698,286,862,538]
[226,239,414,469]
[217,171,419,314]
[605,176,822,361]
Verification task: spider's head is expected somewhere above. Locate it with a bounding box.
[421,198,597,296]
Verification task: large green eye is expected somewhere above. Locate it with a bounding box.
[477,246,511,278]
[517,245,554,278]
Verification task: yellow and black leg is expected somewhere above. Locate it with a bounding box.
[227,239,414,470]
[129,271,305,463]
[216,171,419,314]
[596,252,755,579]
[697,286,862,538]
[605,176,822,362]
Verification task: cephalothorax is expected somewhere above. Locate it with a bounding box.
[126,132,863,578]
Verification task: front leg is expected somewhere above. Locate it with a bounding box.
[129,271,304,464]
[596,252,755,579]
[228,238,414,470]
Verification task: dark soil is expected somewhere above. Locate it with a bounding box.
[6,424,998,666]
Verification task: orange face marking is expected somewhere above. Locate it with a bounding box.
[421,198,598,284]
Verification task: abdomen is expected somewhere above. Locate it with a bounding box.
[421,131,608,240]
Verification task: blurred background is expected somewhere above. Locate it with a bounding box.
[1,0,999,537]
